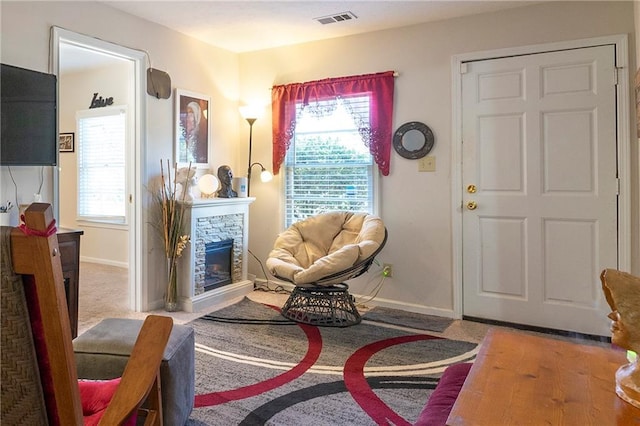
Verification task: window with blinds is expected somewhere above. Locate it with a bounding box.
[284,96,375,227]
[76,106,127,224]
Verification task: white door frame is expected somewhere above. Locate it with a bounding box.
[451,34,631,319]
[51,27,147,311]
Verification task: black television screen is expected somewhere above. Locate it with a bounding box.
[1,63,57,166]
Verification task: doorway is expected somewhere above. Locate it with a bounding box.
[451,35,632,336]
[52,27,146,311]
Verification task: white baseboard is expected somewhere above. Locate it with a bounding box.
[355,294,457,319]
[80,256,128,269]
[254,278,457,319]
[255,278,294,291]
[148,299,165,312]
[180,280,253,313]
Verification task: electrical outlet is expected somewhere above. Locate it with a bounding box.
[383,263,393,277]
[418,156,436,172]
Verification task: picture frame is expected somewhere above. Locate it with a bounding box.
[175,89,210,167]
[59,132,74,153]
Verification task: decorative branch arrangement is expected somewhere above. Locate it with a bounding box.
[157,159,193,310]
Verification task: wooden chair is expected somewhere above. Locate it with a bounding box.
[1,203,173,425]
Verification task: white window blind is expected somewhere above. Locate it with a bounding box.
[284,96,374,227]
[76,106,127,223]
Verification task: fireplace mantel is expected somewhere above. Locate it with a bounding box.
[177,197,255,312]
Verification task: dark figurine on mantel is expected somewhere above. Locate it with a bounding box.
[216,165,237,198]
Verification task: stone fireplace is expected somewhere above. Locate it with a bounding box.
[177,197,255,312]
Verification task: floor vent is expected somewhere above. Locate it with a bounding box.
[315,11,358,25]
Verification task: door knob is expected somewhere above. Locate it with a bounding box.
[466,201,478,210]
[467,184,477,194]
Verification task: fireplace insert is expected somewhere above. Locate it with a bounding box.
[204,239,233,291]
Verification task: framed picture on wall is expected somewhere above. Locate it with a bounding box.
[175,89,210,167]
[59,132,74,153]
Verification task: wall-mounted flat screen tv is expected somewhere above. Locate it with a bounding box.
[1,63,57,166]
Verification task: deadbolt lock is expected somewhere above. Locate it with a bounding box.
[467,184,477,194]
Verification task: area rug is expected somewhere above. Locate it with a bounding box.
[362,306,453,333]
[186,297,478,426]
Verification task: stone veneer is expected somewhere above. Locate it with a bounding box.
[193,213,244,296]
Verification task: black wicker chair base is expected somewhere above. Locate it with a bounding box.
[281,283,361,327]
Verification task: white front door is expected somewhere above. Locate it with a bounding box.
[461,45,618,336]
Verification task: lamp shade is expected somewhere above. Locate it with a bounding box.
[260,169,273,182]
[239,105,263,120]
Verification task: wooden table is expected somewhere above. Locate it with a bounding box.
[447,328,640,425]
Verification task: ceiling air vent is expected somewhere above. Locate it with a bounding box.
[315,11,358,25]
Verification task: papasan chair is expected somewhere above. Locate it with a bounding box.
[266,211,387,327]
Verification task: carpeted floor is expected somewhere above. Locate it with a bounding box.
[186,297,478,425]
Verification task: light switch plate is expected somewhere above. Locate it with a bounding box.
[418,156,436,172]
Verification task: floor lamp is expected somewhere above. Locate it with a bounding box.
[240,107,272,196]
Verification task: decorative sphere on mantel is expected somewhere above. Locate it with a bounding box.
[198,174,219,198]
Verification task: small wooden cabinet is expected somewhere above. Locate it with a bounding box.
[57,228,83,338]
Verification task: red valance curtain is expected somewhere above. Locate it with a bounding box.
[271,71,395,176]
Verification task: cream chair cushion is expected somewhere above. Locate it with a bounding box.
[266,212,385,286]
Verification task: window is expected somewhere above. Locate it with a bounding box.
[284,97,375,227]
[272,71,395,228]
[76,106,127,224]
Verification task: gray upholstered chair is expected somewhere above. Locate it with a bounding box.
[267,211,387,326]
[73,318,195,426]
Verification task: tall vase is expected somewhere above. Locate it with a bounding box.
[165,257,178,312]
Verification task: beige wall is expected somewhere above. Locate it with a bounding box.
[0,1,241,309]
[239,1,638,314]
[1,1,637,314]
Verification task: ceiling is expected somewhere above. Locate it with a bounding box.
[103,1,537,53]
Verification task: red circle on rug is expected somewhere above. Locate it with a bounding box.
[344,334,442,425]
[194,305,323,407]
